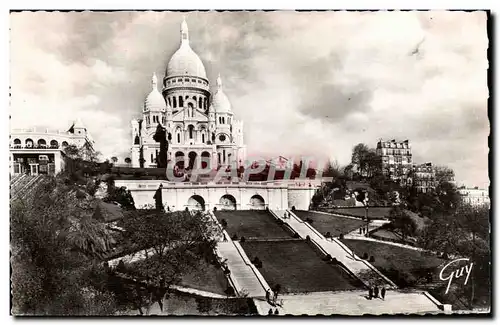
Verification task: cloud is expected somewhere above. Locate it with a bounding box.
[9,11,489,187]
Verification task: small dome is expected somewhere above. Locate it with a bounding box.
[211,74,232,113]
[166,19,207,79]
[144,73,166,112]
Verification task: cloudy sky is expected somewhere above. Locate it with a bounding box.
[10,11,489,187]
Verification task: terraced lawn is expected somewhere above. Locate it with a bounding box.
[329,207,392,220]
[340,239,445,288]
[241,240,365,293]
[215,210,292,239]
[293,210,365,236]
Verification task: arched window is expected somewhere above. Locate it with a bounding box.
[179,96,184,107]
[25,138,33,148]
[151,153,154,163]
[50,140,59,148]
[62,141,68,147]
[202,133,205,143]
[204,98,208,109]
[13,138,21,148]
[173,97,177,108]
[199,97,203,108]
[167,97,171,107]
[177,132,181,143]
[37,139,47,148]
[134,135,140,145]
[223,149,226,163]
[222,117,225,124]
[188,125,194,139]
[193,96,197,107]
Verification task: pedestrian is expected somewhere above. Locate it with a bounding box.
[268,308,273,315]
[374,286,379,299]
[266,289,270,303]
[274,309,279,315]
[368,287,373,300]
[381,287,386,301]
[284,212,287,219]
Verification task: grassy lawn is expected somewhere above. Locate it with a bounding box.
[241,240,365,293]
[179,259,229,296]
[293,210,365,236]
[329,207,392,220]
[215,210,291,239]
[340,239,445,288]
[125,257,230,296]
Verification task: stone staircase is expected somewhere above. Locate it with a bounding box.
[254,290,443,315]
[216,241,269,298]
[272,209,396,288]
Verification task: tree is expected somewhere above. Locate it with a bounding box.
[323,160,342,179]
[11,177,117,315]
[390,206,417,242]
[434,165,455,184]
[117,210,221,291]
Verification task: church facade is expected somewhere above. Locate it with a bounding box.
[130,19,246,170]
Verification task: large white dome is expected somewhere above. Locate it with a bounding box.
[166,44,207,79]
[166,19,207,80]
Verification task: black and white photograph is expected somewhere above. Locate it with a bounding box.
[8,9,491,316]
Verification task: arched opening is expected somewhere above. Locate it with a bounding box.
[25,138,34,148]
[199,97,203,109]
[193,96,197,107]
[188,125,194,139]
[204,98,208,109]
[37,139,46,148]
[179,96,184,108]
[188,151,197,170]
[219,194,237,210]
[202,133,205,143]
[50,140,59,148]
[167,97,171,107]
[177,133,181,143]
[62,141,68,147]
[250,194,265,210]
[187,195,205,211]
[175,151,185,169]
[13,138,21,148]
[134,135,140,145]
[201,151,210,169]
[173,96,177,108]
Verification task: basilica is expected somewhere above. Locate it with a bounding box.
[130,19,246,170]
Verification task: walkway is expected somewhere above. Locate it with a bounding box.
[216,241,269,298]
[253,290,443,315]
[274,209,396,288]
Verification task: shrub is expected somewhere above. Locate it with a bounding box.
[369,256,375,263]
[293,233,300,239]
[221,219,228,229]
[266,207,269,211]
[225,286,235,296]
[323,254,332,262]
[339,233,344,240]
[331,257,338,265]
[306,218,313,224]
[213,207,217,212]
[291,206,296,211]
[252,257,263,268]
[362,253,368,260]
[306,235,311,241]
[325,232,331,238]
[240,236,246,243]
[277,219,284,225]
[231,234,238,240]
[116,260,126,273]
[185,207,189,211]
